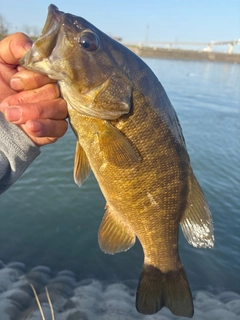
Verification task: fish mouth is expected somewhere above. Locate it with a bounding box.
[45,4,63,27]
[34,4,63,58]
[40,4,63,37]
[20,4,63,67]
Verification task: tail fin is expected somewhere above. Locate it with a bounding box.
[136,264,194,318]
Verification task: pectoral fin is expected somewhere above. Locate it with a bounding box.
[73,141,91,187]
[98,204,136,254]
[180,172,214,248]
[99,121,140,166]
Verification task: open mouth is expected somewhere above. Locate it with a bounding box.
[24,4,64,60]
[20,5,64,68]
[42,4,63,34]
[36,5,63,53]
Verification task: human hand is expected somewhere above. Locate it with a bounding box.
[0,32,68,147]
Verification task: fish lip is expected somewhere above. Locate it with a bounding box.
[48,4,63,25]
[40,4,63,36]
[20,4,63,65]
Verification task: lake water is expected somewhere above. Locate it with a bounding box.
[0,58,239,296]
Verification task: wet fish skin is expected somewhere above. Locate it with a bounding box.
[21,4,214,317]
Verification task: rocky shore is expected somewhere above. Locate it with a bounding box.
[0,261,239,320]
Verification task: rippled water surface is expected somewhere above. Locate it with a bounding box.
[0,59,239,294]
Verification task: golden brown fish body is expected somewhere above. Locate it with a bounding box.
[21,5,214,317]
[69,99,188,273]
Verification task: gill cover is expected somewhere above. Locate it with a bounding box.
[67,71,133,120]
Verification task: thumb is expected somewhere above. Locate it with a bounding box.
[0,32,32,65]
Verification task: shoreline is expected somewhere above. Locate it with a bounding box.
[1,35,239,63]
[0,260,240,320]
[126,45,240,64]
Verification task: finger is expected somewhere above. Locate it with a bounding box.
[11,69,56,91]
[19,128,59,147]
[24,118,68,139]
[0,83,61,111]
[3,98,68,124]
[0,32,32,65]
[30,136,59,146]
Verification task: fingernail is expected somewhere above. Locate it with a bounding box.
[10,78,24,91]
[24,42,32,51]
[6,107,22,122]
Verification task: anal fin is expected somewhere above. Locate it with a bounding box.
[98,204,135,254]
[180,171,214,248]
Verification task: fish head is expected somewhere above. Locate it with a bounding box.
[21,4,133,120]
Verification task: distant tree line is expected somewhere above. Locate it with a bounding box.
[0,14,8,39]
[0,13,40,40]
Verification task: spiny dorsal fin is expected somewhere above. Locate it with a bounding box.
[180,171,214,248]
[98,121,140,167]
[73,141,91,187]
[98,204,136,254]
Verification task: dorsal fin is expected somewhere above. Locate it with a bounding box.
[98,204,136,254]
[180,171,214,248]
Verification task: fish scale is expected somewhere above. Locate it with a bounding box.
[21,4,214,318]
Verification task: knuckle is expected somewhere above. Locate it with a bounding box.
[31,72,43,87]
[57,98,68,117]
[44,83,60,100]
[62,119,68,133]
[7,93,27,106]
[51,119,68,137]
[33,104,43,118]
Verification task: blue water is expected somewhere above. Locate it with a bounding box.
[0,59,239,295]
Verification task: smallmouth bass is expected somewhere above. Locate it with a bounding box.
[21,5,214,317]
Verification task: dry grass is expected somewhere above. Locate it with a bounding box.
[29,284,55,320]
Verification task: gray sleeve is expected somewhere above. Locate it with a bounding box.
[0,112,41,195]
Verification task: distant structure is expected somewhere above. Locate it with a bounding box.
[113,36,122,42]
[204,39,240,54]
[124,39,240,54]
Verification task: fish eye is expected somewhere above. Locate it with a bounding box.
[78,32,99,52]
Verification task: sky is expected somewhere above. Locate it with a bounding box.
[1,0,240,50]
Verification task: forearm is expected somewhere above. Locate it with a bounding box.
[0,112,40,194]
